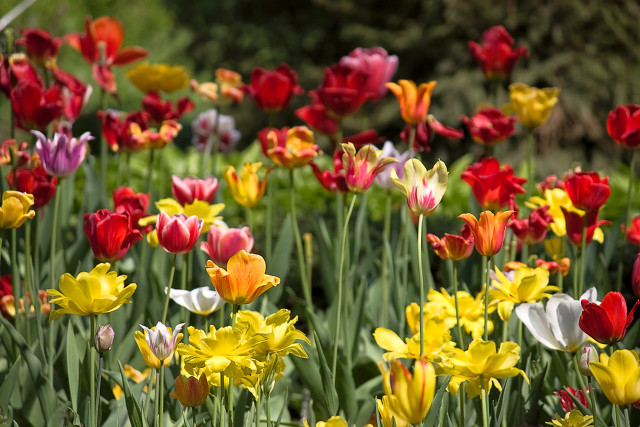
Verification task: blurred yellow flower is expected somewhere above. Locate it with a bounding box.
[130,120,182,150]
[112,364,150,400]
[303,416,373,427]
[126,62,190,93]
[224,162,271,209]
[589,349,640,405]
[444,338,528,398]
[546,410,594,427]
[0,190,35,229]
[47,263,136,320]
[509,83,559,129]
[135,324,183,369]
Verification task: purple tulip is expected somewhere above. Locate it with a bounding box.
[32,130,92,177]
[374,141,410,190]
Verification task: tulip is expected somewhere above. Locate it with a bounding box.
[589,349,640,405]
[508,205,554,245]
[167,287,225,315]
[135,324,182,369]
[260,126,321,169]
[383,360,436,425]
[341,143,398,193]
[386,80,436,125]
[98,110,149,153]
[0,290,50,319]
[17,28,62,67]
[561,208,610,247]
[33,130,91,177]
[316,63,371,118]
[515,288,597,353]
[625,216,640,245]
[200,225,254,267]
[7,156,57,210]
[548,410,593,426]
[171,175,218,206]
[564,171,610,213]
[113,187,151,233]
[206,250,279,305]
[579,345,598,377]
[170,374,210,407]
[458,210,514,257]
[139,321,184,363]
[391,158,447,216]
[339,47,398,101]
[509,83,560,129]
[125,62,190,94]
[374,141,410,191]
[553,387,589,413]
[607,104,640,149]
[141,91,194,124]
[11,81,64,131]
[95,325,115,353]
[66,16,148,94]
[461,157,526,211]
[309,150,349,193]
[579,291,639,345]
[129,119,182,150]
[0,191,35,229]
[401,120,464,153]
[224,162,270,208]
[295,94,339,136]
[244,63,302,112]
[191,109,241,154]
[83,209,143,262]
[215,68,244,104]
[461,107,518,146]
[427,226,474,261]
[468,26,528,80]
[155,213,203,254]
[47,263,136,320]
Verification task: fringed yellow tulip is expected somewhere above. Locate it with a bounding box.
[546,409,594,426]
[235,309,309,358]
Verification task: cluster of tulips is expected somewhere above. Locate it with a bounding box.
[2,14,640,427]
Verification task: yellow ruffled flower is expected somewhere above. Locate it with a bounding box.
[546,410,594,427]
[134,325,183,369]
[235,309,309,358]
[443,338,528,398]
[490,265,559,321]
[509,83,560,129]
[224,162,271,209]
[373,318,455,362]
[589,349,640,405]
[0,190,35,229]
[378,360,436,425]
[47,263,136,320]
[236,354,285,399]
[126,62,190,93]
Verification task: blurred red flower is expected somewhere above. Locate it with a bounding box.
[469,25,528,80]
[461,157,526,211]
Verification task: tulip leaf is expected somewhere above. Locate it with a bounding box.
[0,356,21,409]
[313,331,339,417]
[274,387,289,427]
[66,320,80,413]
[117,360,148,427]
[423,375,450,426]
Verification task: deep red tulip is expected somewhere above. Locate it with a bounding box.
[554,387,588,413]
[461,157,526,211]
[607,104,640,149]
[7,158,57,209]
[579,291,639,345]
[171,175,218,206]
[0,53,42,97]
[309,150,349,193]
[632,253,640,299]
[200,226,254,267]
[461,107,518,146]
[244,63,302,113]
[66,16,148,94]
[17,29,63,67]
[469,25,528,80]
[426,225,474,261]
[626,216,640,246]
[316,63,371,118]
[142,91,194,124]
[11,81,64,131]
[295,90,339,136]
[508,205,554,245]
[156,213,203,254]
[52,67,92,122]
[84,209,143,262]
[401,120,463,153]
[338,47,398,102]
[113,187,151,233]
[564,171,610,213]
[98,110,149,153]
[562,208,610,247]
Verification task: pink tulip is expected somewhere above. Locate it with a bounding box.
[156,213,203,254]
[201,226,254,267]
[171,175,218,205]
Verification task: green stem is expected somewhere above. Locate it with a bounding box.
[159,366,165,427]
[417,214,425,356]
[331,193,357,386]
[452,260,464,349]
[48,186,61,384]
[289,170,313,316]
[484,256,492,341]
[381,191,392,328]
[481,387,489,427]
[571,355,588,410]
[624,406,630,427]
[265,172,274,264]
[90,315,96,427]
[155,369,161,427]
[266,392,272,427]
[407,125,416,151]
[161,254,177,324]
[458,388,465,427]
[99,88,108,202]
[192,407,197,427]
[96,354,103,427]
[10,228,20,326]
[527,131,535,198]
[615,404,623,427]
[588,377,599,427]
[145,149,156,196]
[254,394,260,427]
[181,253,188,290]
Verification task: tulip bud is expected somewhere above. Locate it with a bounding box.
[95,325,115,353]
[579,345,598,377]
[633,253,640,299]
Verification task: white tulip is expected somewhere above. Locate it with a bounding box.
[166,286,226,315]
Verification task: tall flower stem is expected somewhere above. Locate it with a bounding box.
[417,213,426,356]
[25,221,46,360]
[90,315,96,427]
[526,131,535,199]
[99,88,108,203]
[289,170,313,316]
[483,256,492,341]
[331,193,357,386]
[407,125,416,151]
[481,387,489,427]
[201,106,221,177]
[452,260,464,349]
[617,150,636,292]
[97,354,104,427]
[159,365,165,427]
[154,368,161,427]
[587,377,599,427]
[161,254,178,324]
[145,149,156,196]
[577,219,588,299]
[10,229,20,329]
[47,186,62,384]
[265,175,275,264]
[228,305,239,427]
[381,191,392,328]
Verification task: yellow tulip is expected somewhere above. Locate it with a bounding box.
[589,349,640,405]
[224,162,270,208]
[546,409,594,426]
[235,309,310,358]
[126,62,190,93]
[509,83,560,129]
[379,360,436,425]
[47,263,136,320]
[0,190,35,229]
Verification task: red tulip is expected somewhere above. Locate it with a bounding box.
[426,225,474,261]
[98,110,149,153]
[508,205,554,245]
[244,63,302,113]
[309,149,349,193]
[17,29,63,67]
[316,63,371,118]
[461,157,526,211]
[626,216,640,246]
[564,171,610,213]
[461,107,518,146]
[0,53,42,97]
[142,91,194,125]
[579,291,639,345]
[84,209,143,262]
[554,387,588,413]
[171,175,218,206]
[607,104,640,149]
[338,47,398,102]
[632,253,640,299]
[66,16,148,94]
[295,90,339,136]
[156,213,203,254]
[200,226,254,267]
[562,208,610,247]
[7,158,57,209]
[469,25,528,80]
[113,187,151,233]
[536,258,570,276]
[11,81,64,131]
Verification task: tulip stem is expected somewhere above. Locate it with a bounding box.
[48,187,62,384]
[615,405,623,427]
[417,213,426,356]
[481,387,489,427]
[145,148,155,196]
[617,150,635,292]
[10,228,20,329]
[154,368,161,427]
[96,354,103,427]
[161,254,177,324]
[484,256,492,341]
[90,314,96,427]
[587,377,599,427]
[452,260,464,349]
[407,125,416,151]
[381,190,392,328]
[332,193,357,386]
[577,219,588,299]
[100,88,108,204]
[624,406,630,427]
[527,131,535,198]
[289,170,313,319]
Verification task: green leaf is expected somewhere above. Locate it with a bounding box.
[423,375,451,426]
[0,357,21,408]
[267,213,293,302]
[274,387,289,427]
[313,331,339,417]
[66,320,80,413]
[117,360,148,427]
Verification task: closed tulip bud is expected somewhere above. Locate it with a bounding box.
[170,373,209,407]
[579,345,597,377]
[95,324,115,353]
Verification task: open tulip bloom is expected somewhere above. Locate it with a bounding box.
[166,287,225,315]
[139,321,185,362]
[391,158,448,216]
[579,291,639,345]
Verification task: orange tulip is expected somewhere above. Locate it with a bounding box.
[458,210,514,257]
[386,80,436,125]
[170,373,210,407]
[205,250,279,305]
